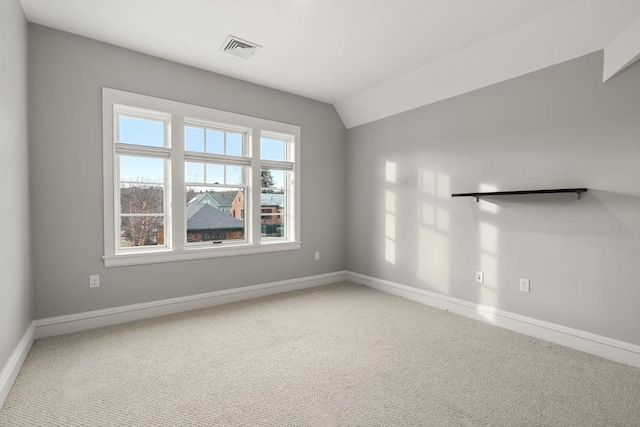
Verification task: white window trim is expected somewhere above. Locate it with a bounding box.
[102,88,301,267]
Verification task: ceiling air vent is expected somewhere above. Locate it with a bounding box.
[220,35,261,60]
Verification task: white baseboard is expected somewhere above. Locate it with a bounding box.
[1,321,35,408]
[35,271,347,339]
[346,271,640,368]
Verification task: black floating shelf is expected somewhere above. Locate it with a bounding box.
[451,188,587,202]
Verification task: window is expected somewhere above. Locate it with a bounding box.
[113,107,171,250]
[103,88,300,267]
[260,135,294,239]
[184,122,248,245]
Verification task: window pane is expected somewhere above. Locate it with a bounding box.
[261,137,285,161]
[206,129,224,154]
[186,186,242,212]
[261,169,285,190]
[189,163,246,185]
[225,165,244,185]
[206,164,224,184]
[186,187,245,242]
[118,116,164,147]
[186,186,200,205]
[185,162,205,183]
[120,183,164,214]
[226,132,243,156]
[185,126,204,152]
[120,156,164,183]
[261,219,285,238]
[261,191,286,238]
[120,216,163,247]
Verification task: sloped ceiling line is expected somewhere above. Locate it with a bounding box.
[603,18,640,82]
[337,1,640,129]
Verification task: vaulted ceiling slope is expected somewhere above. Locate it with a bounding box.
[19,0,640,129]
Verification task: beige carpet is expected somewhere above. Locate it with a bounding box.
[1,282,639,426]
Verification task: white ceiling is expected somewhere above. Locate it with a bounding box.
[19,0,640,128]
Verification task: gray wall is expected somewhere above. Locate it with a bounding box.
[29,24,346,319]
[347,52,640,344]
[1,0,33,369]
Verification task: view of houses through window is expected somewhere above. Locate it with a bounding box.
[120,167,287,247]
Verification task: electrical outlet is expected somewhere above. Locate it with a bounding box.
[315,251,320,261]
[519,278,530,293]
[89,275,100,288]
[475,271,484,283]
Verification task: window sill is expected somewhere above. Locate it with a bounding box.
[103,241,302,267]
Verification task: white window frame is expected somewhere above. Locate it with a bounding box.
[260,130,296,243]
[103,88,301,267]
[113,105,172,253]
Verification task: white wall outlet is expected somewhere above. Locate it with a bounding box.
[475,271,484,283]
[89,275,100,288]
[315,251,320,261]
[519,278,530,293]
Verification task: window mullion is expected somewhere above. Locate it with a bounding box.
[172,114,185,252]
[251,128,261,245]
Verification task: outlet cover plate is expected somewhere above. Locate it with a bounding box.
[89,275,100,288]
[519,278,530,292]
[475,271,484,283]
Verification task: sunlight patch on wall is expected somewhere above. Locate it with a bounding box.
[420,202,449,233]
[479,183,499,214]
[385,163,397,265]
[436,173,450,199]
[436,207,450,232]
[385,212,396,239]
[478,219,499,321]
[421,202,435,224]
[385,190,396,213]
[479,221,498,254]
[386,161,396,183]
[416,168,452,294]
[385,205,397,264]
[479,252,498,321]
[417,225,450,294]
[419,169,435,194]
[385,238,396,265]
[419,169,450,199]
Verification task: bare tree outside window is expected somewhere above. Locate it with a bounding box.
[120,181,164,246]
